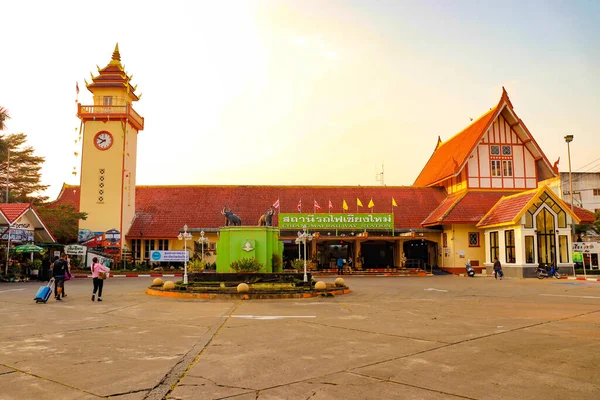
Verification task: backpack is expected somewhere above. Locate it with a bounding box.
[53,259,65,275]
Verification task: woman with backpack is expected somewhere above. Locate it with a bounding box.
[90,257,110,302]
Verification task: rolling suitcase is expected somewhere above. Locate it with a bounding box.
[34,279,54,303]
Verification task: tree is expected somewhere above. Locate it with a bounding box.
[36,204,87,244]
[0,132,48,203]
[0,107,9,131]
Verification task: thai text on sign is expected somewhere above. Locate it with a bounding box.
[150,250,189,262]
[278,213,394,229]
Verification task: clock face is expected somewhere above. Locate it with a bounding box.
[94,131,113,150]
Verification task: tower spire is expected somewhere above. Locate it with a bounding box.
[110,43,121,65]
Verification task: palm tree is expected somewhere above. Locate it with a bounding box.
[0,107,9,131]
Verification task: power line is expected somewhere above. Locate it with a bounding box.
[575,156,600,171]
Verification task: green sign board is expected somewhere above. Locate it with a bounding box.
[279,213,394,230]
[572,252,583,262]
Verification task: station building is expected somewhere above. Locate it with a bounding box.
[52,45,595,277]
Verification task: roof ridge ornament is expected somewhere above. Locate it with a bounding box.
[110,43,122,66]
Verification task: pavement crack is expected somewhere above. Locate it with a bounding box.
[142,301,242,400]
[107,387,151,397]
[349,371,477,400]
[0,364,103,397]
[301,320,450,345]
[0,370,16,376]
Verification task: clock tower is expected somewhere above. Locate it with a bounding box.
[77,44,144,243]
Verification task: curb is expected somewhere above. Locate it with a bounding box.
[567,276,600,282]
[146,287,351,300]
[73,273,183,279]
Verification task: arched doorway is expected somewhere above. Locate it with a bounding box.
[536,208,556,265]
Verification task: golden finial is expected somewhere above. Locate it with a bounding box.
[97,65,101,72]
[90,72,94,79]
[84,78,89,86]
[133,84,138,91]
[112,43,120,61]
[109,43,122,66]
[138,93,143,99]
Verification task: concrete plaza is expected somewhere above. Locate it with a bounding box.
[0,275,599,399]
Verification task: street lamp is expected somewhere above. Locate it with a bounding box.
[564,135,574,212]
[197,230,209,261]
[296,225,313,282]
[177,224,192,284]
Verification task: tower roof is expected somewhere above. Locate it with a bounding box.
[86,43,140,101]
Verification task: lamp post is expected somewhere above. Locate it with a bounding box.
[198,230,209,261]
[564,135,574,211]
[177,224,192,284]
[296,225,313,282]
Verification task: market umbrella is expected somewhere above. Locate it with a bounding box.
[12,244,46,253]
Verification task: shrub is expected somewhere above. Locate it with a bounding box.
[230,257,263,273]
[188,259,206,272]
[292,259,305,271]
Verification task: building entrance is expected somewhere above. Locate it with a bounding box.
[404,240,436,270]
[360,241,394,269]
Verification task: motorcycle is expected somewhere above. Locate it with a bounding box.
[536,264,561,279]
[465,261,475,277]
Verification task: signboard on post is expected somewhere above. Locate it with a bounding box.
[150,250,189,262]
[65,244,87,256]
[572,252,583,263]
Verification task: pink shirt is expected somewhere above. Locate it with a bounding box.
[91,263,110,278]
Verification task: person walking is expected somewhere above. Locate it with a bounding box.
[61,254,70,297]
[91,257,110,302]
[336,256,345,275]
[493,257,503,280]
[51,255,66,301]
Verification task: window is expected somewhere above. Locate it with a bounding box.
[490,145,500,155]
[491,160,501,177]
[468,232,480,247]
[158,239,169,250]
[131,239,141,260]
[502,160,513,177]
[443,232,448,248]
[103,96,113,106]
[502,145,512,156]
[144,240,155,259]
[505,230,515,263]
[559,235,568,263]
[525,236,535,263]
[490,231,499,263]
[593,189,600,196]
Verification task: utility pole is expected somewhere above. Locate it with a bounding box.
[5,147,9,203]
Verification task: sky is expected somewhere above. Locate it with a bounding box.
[1,0,599,201]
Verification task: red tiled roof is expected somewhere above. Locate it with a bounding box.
[572,205,595,224]
[477,191,537,227]
[47,184,81,211]
[421,193,465,226]
[423,191,511,226]
[0,203,30,223]
[414,106,499,186]
[54,185,448,238]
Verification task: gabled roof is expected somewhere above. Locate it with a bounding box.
[0,203,30,223]
[477,186,580,228]
[414,88,556,186]
[422,191,510,227]
[54,185,448,238]
[0,203,56,242]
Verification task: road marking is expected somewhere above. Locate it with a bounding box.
[232,315,316,320]
[424,288,448,292]
[540,294,600,299]
[0,289,25,294]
